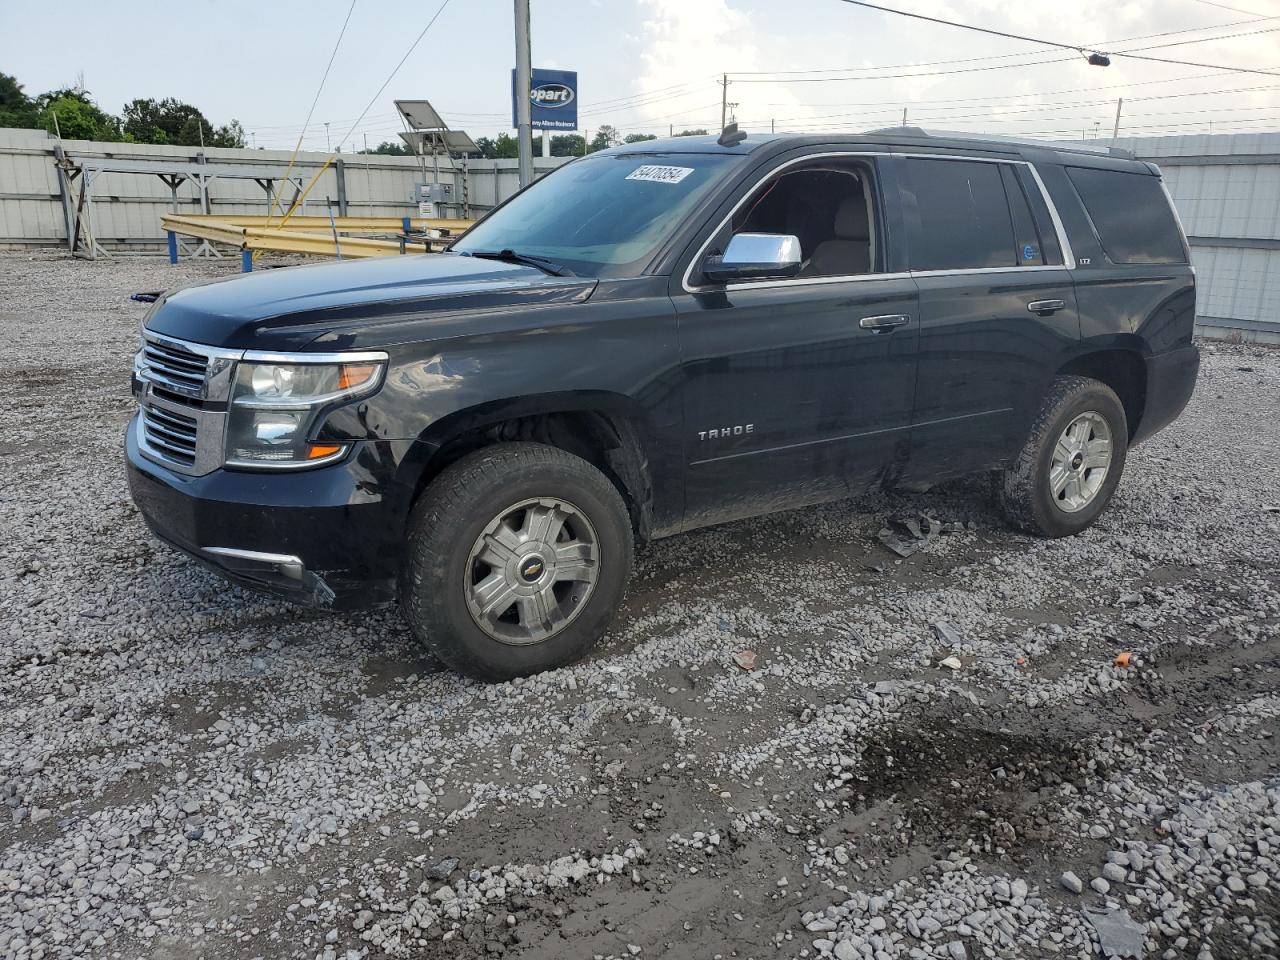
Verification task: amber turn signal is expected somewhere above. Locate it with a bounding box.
[306,443,344,460]
[336,363,380,391]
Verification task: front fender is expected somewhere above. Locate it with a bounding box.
[315,283,684,534]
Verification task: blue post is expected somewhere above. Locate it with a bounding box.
[402,216,411,234]
[167,231,177,265]
[241,249,253,273]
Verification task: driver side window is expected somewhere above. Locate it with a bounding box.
[729,160,879,279]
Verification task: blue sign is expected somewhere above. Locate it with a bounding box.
[512,68,578,131]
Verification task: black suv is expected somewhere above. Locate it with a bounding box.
[127,128,1199,680]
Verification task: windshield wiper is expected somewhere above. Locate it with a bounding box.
[463,249,575,277]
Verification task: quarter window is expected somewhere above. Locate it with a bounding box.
[1065,166,1187,265]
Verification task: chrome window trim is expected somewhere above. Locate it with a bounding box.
[1023,162,1076,270]
[680,149,1078,294]
[909,265,1068,279]
[682,150,885,294]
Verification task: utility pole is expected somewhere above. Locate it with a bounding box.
[902,107,908,127]
[324,121,331,152]
[720,73,729,130]
[514,0,534,188]
[1111,97,1124,140]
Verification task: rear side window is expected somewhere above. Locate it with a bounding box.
[905,158,1014,270]
[1065,166,1187,264]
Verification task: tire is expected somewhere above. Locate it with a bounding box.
[999,375,1129,538]
[401,442,634,681]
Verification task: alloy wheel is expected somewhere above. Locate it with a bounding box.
[463,497,600,645]
[1049,411,1113,513]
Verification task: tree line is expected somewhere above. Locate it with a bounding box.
[0,72,706,155]
[359,126,711,159]
[0,72,245,147]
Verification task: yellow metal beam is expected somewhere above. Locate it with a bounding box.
[161,214,247,246]
[243,228,422,259]
[162,213,456,261]
[179,214,474,233]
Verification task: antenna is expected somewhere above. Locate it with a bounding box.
[717,122,747,148]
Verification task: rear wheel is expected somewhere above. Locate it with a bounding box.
[401,442,633,681]
[999,375,1128,538]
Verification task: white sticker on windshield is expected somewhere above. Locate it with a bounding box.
[626,164,694,185]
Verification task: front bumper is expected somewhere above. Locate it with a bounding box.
[125,414,414,608]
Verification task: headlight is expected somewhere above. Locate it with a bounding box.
[224,355,386,469]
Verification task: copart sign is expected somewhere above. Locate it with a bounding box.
[511,67,578,131]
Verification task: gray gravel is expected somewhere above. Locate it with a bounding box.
[1,252,1279,959]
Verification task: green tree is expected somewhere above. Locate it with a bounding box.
[123,97,200,144]
[550,134,585,156]
[41,93,122,141]
[675,128,708,137]
[0,72,39,128]
[121,98,245,147]
[493,132,519,159]
[359,139,412,156]
[623,133,657,144]
[209,120,246,149]
[589,125,620,152]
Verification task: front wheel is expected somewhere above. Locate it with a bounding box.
[401,442,634,681]
[999,375,1129,538]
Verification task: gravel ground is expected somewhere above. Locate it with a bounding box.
[2,252,1279,960]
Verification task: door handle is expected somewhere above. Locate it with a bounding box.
[1027,299,1066,315]
[859,314,911,333]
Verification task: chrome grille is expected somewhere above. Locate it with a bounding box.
[141,404,198,465]
[141,339,208,393]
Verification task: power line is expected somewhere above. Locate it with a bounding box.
[731,12,1276,77]
[734,25,1280,83]
[269,0,357,216]
[833,0,1280,78]
[1192,0,1277,16]
[334,0,453,152]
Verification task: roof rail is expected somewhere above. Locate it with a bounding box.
[861,125,1135,160]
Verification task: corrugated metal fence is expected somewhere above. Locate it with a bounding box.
[0,128,569,252]
[2,127,1278,340]
[1115,132,1280,343]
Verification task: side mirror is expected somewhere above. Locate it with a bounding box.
[702,232,802,283]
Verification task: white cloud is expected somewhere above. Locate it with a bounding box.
[620,0,1280,143]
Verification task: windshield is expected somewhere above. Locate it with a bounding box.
[452,152,740,278]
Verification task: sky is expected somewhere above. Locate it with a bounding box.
[3,0,1280,151]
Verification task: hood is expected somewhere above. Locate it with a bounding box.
[145,252,598,351]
